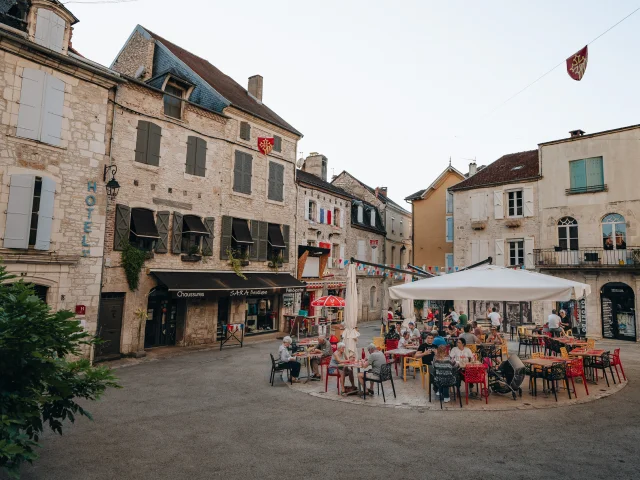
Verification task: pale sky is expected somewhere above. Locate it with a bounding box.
[70,0,640,207]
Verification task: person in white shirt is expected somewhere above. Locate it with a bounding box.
[449,338,475,366]
[407,322,421,340]
[445,307,459,325]
[488,307,502,331]
[548,309,563,337]
[398,331,410,349]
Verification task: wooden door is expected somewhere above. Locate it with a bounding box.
[96,294,124,359]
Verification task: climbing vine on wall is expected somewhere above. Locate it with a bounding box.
[121,242,147,291]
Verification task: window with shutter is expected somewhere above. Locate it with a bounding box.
[4,175,35,249]
[40,74,65,147]
[569,157,604,193]
[268,161,284,201]
[155,211,170,253]
[113,204,131,251]
[523,187,534,217]
[134,121,161,166]
[446,216,453,242]
[249,220,260,261]
[273,135,282,152]
[135,121,149,164]
[171,212,183,254]
[202,217,215,256]
[494,239,505,267]
[233,151,252,194]
[34,176,55,250]
[446,191,454,214]
[185,136,196,175]
[239,121,251,140]
[34,9,66,53]
[258,221,269,261]
[186,136,206,177]
[220,215,232,259]
[494,190,504,220]
[16,69,65,146]
[282,224,290,263]
[242,154,253,194]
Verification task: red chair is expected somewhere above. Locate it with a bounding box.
[566,358,589,397]
[321,356,340,393]
[611,348,626,382]
[463,365,488,405]
[385,339,400,375]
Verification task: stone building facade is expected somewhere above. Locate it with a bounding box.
[0,0,120,358]
[536,126,640,341]
[98,25,302,359]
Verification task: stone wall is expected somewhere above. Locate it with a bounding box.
[111,29,155,81]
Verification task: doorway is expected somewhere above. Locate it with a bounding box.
[601,282,636,341]
[96,293,125,360]
[145,287,176,348]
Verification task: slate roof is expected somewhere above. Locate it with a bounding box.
[333,171,410,214]
[296,170,353,199]
[405,189,427,201]
[449,150,539,192]
[144,28,302,137]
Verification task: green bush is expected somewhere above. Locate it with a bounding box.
[0,267,120,478]
[121,242,147,291]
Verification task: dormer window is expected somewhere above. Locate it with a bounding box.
[164,83,184,119]
[2,0,30,32]
[34,8,66,53]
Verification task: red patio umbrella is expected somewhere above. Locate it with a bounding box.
[311,295,346,308]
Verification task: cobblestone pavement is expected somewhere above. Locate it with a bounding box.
[12,322,640,480]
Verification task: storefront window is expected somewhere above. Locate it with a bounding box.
[245,295,279,335]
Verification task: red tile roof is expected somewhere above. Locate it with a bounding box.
[449,150,539,191]
[145,28,302,137]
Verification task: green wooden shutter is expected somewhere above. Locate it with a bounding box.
[273,135,282,152]
[249,220,260,261]
[240,121,250,140]
[202,217,215,256]
[114,204,130,251]
[155,211,170,253]
[282,224,290,263]
[135,121,149,164]
[243,154,253,194]
[585,157,604,188]
[569,160,586,191]
[258,220,268,261]
[195,138,207,177]
[185,136,196,175]
[275,163,284,201]
[220,216,232,259]
[148,123,162,166]
[267,162,276,200]
[233,151,243,192]
[171,212,183,254]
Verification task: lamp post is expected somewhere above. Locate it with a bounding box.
[103,165,120,199]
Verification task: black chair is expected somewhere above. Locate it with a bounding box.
[432,371,463,409]
[543,362,571,402]
[524,362,545,396]
[588,352,616,387]
[363,363,396,402]
[269,353,291,386]
[517,332,533,357]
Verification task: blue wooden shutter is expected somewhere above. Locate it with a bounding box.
[446,216,453,241]
[569,160,586,191]
[4,174,35,249]
[40,74,65,146]
[585,157,604,188]
[17,68,45,141]
[34,176,56,250]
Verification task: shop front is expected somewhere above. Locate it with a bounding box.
[150,270,306,344]
[601,282,637,341]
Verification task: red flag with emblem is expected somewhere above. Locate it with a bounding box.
[257,137,274,155]
[566,45,588,81]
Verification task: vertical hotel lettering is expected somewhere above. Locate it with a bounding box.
[82,181,97,257]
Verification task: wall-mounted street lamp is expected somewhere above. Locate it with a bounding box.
[103,165,120,199]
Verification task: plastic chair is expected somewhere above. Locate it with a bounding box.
[384,339,400,375]
[269,353,291,386]
[463,365,488,405]
[586,338,596,350]
[566,358,589,397]
[611,348,626,382]
[559,347,569,360]
[323,358,341,394]
[363,363,396,402]
[543,362,571,402]
[467,344,478,355]
[565,330,574,337]
[432,373,462,409]
[403,356,422,382]
[590,352,616,387]
[372,336,386,351]
[517,330,533,357]
[319,355,331,380]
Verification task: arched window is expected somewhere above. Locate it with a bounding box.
[602,214,626,250]
[370,286,377,308]
[558,217,578,251]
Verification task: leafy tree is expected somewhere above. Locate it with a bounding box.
[0,267,120,478]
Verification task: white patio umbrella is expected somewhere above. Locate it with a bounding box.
[389,264,591,302]
[400,274,416,330]
[343,263,360,355]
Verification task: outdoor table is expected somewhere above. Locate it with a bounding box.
[385,348,416,378]
[569,349,607,383]
[522,358,568,396]
[293,352,322,383]
[338,361,371,395]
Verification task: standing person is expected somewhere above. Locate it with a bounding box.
[458,310,468,327]
[310,336,332,379]
[432,345,458,403]
[279,336,301,383]
[358,344,387,396]
[426,307,435,327]
[445,307,459,325]
[488,307,502,332]
[548,309,563,337]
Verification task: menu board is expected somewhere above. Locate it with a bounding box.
[578,299,587,336]
[602,298,613,339]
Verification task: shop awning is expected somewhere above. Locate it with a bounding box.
[151,271,306,295]
[130,209,160,238]
[183,215,209,235]
[298,245,330,258]
[268,224,286,248]
[232,218,253,244]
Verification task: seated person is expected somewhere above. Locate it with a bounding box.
[358,343,387,396]
[446,324,459,338]
[329,342,356,395]
[460,324,479,344]
[449,338,475,366]
[385,325,400,341]
[398,331,411,349]
[279,336,301,383]
[310,336,332,379]
[407,322,421,341]
[432,332,447,347]
[415,333,436,366]
[472,321,483,338]
[487,327,503,344]
[432,345,458,402]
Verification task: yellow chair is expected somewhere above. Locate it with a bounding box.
[586,338,596,350]
[560,347,569,359]
[480,335,487,343]
[501,343,509,359]
[467,344,478,355]
[565,330,573,337]
[403,356,422,382]
[531,352,542,358]
[421,364,430,390]
[517,326,527,336]
[373,337,386,352]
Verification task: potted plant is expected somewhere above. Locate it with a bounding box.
[268,252,284,271]
[228,247,248,280]
[181,245,202,262]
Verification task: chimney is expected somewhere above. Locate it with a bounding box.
[569,129,585,138]
[302,153,327,181]
[248,75,263,103]
[468,161,477,176]
[375,187,387,198]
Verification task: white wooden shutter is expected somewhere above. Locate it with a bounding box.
[371,244,378,264]
[357,239,366,260]
[17,69,45,141]
[339,244,345,269]
[479,240,489,262]
[34,8,52,49]
[4,175,35,249]
[494,190,504,219]
[370,209,376,227]
[316,202,321,223]
[34,177,56,250]
[480,193,489,220]
[470,240,479,264]
[340,208,345,228]
[470,194,480,221]
[304,198,310,220]
[357,205,363,223]
[523,187,534,217]
[494,239,505,267]
[524,236,535,269]
[47,11,66,53]
[40,74,65,146]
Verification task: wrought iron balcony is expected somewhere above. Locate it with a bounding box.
[534,247,640,269]
[565,184,607,195]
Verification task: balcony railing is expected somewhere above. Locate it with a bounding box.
[535,247,640,268]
